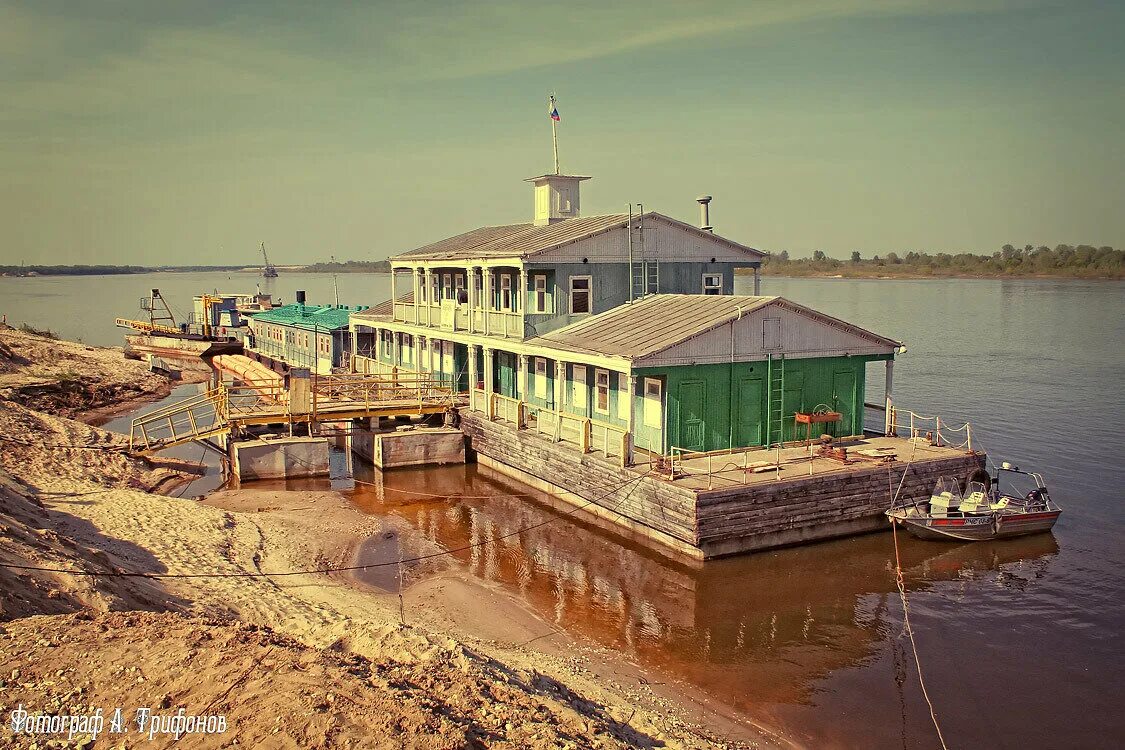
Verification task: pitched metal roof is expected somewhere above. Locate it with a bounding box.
[351,292,412,323]
[392,212,765,262]
[251,303,362,331]
[527,294,900,360]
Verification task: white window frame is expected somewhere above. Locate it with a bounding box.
[643,377,662,429]
[533,274,548,314]
[569,276,592,315]
[571,364,587,409]
[418,271,427,303]
[702,273,723,295]
[442,273,452,300]
[455,273,465,303]
[442,340,453,371]
[594,369,610,415]
[534,357,548,399]
[617,373,631,421]
[500,274,513,311]
[431,339,440,372]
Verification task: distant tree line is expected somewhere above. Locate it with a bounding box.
[756,244,1123,279]
[300,260,391,273]
[0,264,150,276]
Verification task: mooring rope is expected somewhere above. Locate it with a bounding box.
[892,521,950,750]
[888,437,950,749]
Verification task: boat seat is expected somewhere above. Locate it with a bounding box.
[929,491,955,518]
[990,497,1010,511]
[959,491,988,513]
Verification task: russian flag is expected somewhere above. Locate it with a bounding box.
[549,98,560,121]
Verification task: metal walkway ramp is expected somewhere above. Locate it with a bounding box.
[129,373,457,454]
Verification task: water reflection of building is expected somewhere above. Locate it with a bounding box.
[349,462,1060,708]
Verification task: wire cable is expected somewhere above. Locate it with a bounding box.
[3,470,652,580]
[0,434,124,452]
[892,521,950,750]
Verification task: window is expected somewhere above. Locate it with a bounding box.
[431,275,439,304]
[595,369,610,414]
[617,373,631,421]
[570,276,591,314]
[442,340,453,371]
[500,275,512,311]
[431,339,440,372]
[534,358,548,399]
[419,271,427,303]
[533,275,547,313]
[571,364,587,409]
[402,334,413,365]
[763,318,782,349]
[443,273,452,300]
[703,273,723,295]
[455,274,466,303]
[643,378,662,429]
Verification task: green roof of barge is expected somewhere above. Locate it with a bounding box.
[251,303,366,331]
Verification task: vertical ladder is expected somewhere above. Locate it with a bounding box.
[767,354,785,446]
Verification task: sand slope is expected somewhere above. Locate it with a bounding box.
[0,328,780,749]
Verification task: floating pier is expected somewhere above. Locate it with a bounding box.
[462,410,985,561]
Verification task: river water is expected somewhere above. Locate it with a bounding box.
[4,271,1122,748]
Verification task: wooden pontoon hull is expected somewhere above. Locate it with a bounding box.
[889,510,1061,542]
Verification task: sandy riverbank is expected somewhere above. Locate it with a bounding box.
[0,327,792,749]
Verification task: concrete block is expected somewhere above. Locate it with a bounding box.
[231,436,330,481]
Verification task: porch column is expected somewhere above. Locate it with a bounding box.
[465,263,475,333]
[468,344,479,402]
[414,265,423,323]
[390,268,398,320]
[753,265,761,296]
[884,359,895,436]
[423,268,434,327]
[624,374,637,466]
[483,347,495,419]
[517,354,529,400]
[483,268,492,336]
[517,265,526,314]
[554,360,565,412]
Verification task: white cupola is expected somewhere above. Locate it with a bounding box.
[525,174,591,226]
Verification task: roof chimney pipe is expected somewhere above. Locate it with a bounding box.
[696,195,713,232]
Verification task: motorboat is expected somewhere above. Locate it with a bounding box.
[887,463,1061,542]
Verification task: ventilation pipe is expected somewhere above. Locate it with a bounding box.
[696,195,713,232]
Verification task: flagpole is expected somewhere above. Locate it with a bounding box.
[550,95,560,175]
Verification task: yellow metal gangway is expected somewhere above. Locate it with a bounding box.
[128,373,458,455]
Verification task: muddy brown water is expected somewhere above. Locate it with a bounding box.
[22,272,1122,748]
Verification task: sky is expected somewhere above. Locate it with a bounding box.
[1,0,1122,266]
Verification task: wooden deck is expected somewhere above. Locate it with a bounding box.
[129,374,459,454]
[460,410,986,561]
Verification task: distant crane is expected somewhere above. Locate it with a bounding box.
[260,242,278,278]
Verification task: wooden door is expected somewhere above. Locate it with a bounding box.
[832,370,856,437]
[737,378,764,446]
[679,381,706,452]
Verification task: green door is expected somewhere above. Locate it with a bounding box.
[679,381,706,452]
[736,378,765,447]
[454,344,469,393]
[832,370,856,437]
[498,352,515,397]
